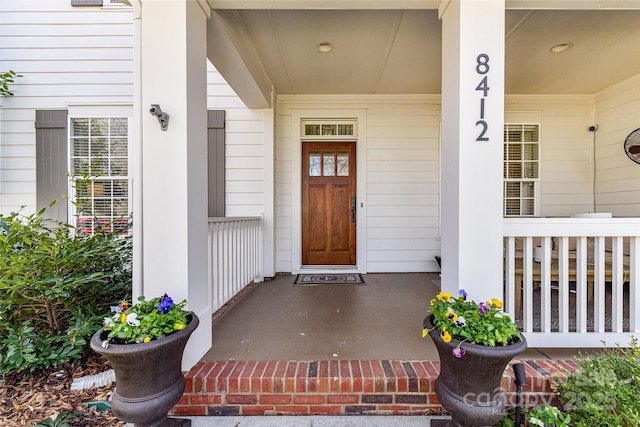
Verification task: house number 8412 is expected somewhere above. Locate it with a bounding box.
[475,53,490,141]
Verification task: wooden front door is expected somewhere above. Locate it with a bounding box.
[302,141,356,265]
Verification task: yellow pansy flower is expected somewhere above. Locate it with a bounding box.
[143,336,151,343]
[422,329,428,338]
[121,313,127,323]
[436,292,453,302]
[491,298,503,309]
[445,311,458,321]
[441,329,452,343]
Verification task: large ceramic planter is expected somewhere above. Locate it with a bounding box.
[424,315,527,427]
[90,314,199,427]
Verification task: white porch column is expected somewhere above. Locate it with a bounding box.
[138,0,211,370]
[439,0,505,301]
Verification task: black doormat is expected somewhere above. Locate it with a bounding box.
[293,273,365,286]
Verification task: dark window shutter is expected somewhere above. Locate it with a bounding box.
[71,0,103,6]
[35,110,68,222]
[207,110,225,217]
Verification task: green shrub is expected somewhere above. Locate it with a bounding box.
[527,405,570,427]
[0,205,132,375]
[555,339,640,427]
[1,70,21,97]
[33,412,76,427]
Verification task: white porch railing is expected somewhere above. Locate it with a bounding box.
[503,217,640,347]
[208,216,264,313]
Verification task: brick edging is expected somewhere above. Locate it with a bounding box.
[172,358,578,417]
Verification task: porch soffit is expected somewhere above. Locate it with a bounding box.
[204,1,640,108]
[208,1,640,10]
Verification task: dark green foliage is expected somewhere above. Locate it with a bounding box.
[0,205,132,375]
[555,340,640,427]
[32,411,76,427]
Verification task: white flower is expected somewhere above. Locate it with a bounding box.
[101,340,110,349]
[125,312,140,326]
[455,315,466,327]
[529,417,545,427]
[495,311,504,318]
[110,305,121,313]
[103,317,115,327]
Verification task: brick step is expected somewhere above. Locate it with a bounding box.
[172,359,578,417]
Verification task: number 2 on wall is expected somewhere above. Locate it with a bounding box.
[475,54,490,142]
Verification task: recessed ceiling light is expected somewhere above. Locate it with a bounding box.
[317,42,333,53]
[550,42,573,53]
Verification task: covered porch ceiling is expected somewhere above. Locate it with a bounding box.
[205,0,640,108]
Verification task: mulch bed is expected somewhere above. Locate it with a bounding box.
[0,352,125,427]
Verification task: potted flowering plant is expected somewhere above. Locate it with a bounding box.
[100,294,191,347]
[90,294,199,427]
[422,289,527,427]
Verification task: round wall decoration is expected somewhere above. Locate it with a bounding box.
[624,128,640,164]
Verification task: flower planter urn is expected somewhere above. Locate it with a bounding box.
[90,314,199,427]
[424,315,527,427]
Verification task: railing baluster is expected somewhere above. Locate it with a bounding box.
[523,237,534,333]
[630,237,640,333]
[576,236,588,333]
[558,236,569,333]
[504,237,516,319]
[541,236,552,333]
[611,236,624,333]
[594,236,605,333]
[223,221,230,304]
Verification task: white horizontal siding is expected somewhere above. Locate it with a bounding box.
[366,95,439,270]
[594,75,640,216]
[206,63,267,219]
[506,95,595,217]
[0,0,134,214]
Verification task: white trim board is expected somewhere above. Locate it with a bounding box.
[291,109,368,274]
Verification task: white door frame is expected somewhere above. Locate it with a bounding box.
[291,109,368,273]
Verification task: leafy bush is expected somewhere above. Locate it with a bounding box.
[527,405,570,427]
[33,412,76,427]
[555,339,640,427]
[1,70,21,97]
[0,205,132,375]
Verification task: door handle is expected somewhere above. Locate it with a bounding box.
[350,197,356,222]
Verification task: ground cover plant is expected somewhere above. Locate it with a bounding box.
[0,204,132,375]
[554,339,640,426]
[498,339,640,426]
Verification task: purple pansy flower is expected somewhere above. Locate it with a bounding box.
[158,294,174,314]
[478,301,490,315]
[458,289,467,300]
[452,347,467,358]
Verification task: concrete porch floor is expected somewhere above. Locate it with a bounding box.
[203,273,595,362]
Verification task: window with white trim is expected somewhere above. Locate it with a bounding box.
[503,124,539,216]
[69,117,131,233]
